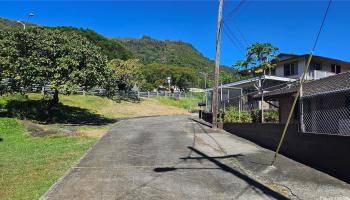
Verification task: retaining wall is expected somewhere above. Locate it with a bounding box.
[223,123,350,183]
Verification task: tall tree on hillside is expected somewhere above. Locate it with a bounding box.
[0,28,110,107]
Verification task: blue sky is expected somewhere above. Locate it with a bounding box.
[1,0,349,66]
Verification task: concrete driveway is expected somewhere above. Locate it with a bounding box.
[41,116,350,200]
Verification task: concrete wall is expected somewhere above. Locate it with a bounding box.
[223,123,350,183]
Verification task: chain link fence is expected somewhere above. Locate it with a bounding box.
[301,88,350,136]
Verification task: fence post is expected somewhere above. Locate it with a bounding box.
[147,91,150,98]
[156,91,158,96]
[239,95,241,122]
[300,83,305,132]
[137,91,140,99]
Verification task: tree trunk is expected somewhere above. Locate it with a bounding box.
[46,89,59,121]
[52,89,59,106]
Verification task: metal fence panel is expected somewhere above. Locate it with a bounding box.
[301,89,350,136]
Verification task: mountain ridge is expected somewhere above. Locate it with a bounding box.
[0,17,239,84]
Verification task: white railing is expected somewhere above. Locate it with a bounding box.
[305,70,335,80]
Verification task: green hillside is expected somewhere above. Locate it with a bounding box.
[0,17,241,86]
[116,36,241,85]
[116,36,214,72]
[0,18,132,61]
[51,27,133,60]
[0,17,36,29]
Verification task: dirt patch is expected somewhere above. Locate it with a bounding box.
[20,120,78,137]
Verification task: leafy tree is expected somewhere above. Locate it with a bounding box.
[234,43,279,75]
[142,63,196,91]
[234,42,279,123]
[107,59,144,91]
[0,27,110,107]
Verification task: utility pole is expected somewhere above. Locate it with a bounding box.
[212,0,223,128]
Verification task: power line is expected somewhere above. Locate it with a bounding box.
[312,0,332,51]
[224,0,246,21]
[222,25,245,57]
[222,21,246,52]
[271,0,333,166]
[222,0,249,48]
[230,19,249,46]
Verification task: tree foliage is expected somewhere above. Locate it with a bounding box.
[234,43,279,75]
[107,59,144,91]
[142,63,196,91]
[0,27,111,105]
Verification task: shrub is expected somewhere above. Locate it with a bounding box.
[224,106,252,123]
[264,110,279,123]
[251,109,279,123]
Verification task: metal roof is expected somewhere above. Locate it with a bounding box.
[207,75,296,91]
[260,72,350,99]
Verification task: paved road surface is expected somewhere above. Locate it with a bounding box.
[41,116,350,200]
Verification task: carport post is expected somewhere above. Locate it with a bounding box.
[220,83,223,105]
[239,88,242,122]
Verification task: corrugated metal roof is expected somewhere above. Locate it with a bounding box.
[302,72,350,97]
[261,72,350,98]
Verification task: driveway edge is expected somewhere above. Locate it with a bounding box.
[39,122,120,200]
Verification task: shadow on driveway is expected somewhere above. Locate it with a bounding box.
[154,146,289,200]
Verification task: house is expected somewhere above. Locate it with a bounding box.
[272,53,350,80]
[205,53,350,132]
[260,72,350,135]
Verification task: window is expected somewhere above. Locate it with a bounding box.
[311,63,322,70]
[284,63,298,76]
[331,64,341,74]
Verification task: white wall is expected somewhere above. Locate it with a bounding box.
[275,58,305,78]
[275,57,350,79]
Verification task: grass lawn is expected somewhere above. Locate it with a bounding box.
[0,118,97,200]
[0,93,189,199]
[153,92,204,111]
[28,93,188,119]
